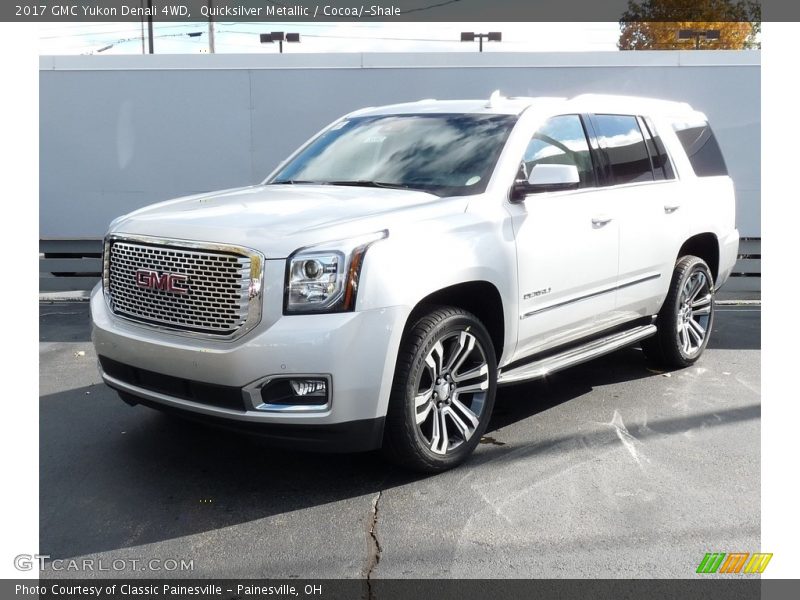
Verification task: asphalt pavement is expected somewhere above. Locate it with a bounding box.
[39,303,760,578]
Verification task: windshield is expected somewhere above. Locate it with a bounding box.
[268,113,517,196]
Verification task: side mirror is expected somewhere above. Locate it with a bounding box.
[511,163,580,201]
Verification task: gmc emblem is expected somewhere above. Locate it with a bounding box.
[135,269,189,294]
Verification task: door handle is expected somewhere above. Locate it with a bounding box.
[592,216,613,228]
[664,204,681,214]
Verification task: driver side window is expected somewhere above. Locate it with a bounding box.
[523,115,595,188]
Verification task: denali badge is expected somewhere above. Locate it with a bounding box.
[135,269,189,294]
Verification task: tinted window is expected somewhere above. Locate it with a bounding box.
[594,114,653,185]
[641,116,675,181]
[523,115,594,188]
[672,120,728,177]
[270,113,517,197]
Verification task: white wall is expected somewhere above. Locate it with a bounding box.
[39,51,760,239]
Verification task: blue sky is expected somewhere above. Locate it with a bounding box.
[39,22,622,55]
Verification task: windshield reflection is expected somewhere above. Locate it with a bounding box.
[269,113,517,197]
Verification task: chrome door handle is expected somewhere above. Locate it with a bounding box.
[664,204,681,214]
[592,216,613,227]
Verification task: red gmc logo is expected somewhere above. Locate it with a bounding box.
[135,269,189,294]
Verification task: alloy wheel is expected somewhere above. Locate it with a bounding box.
[414,330,490,455]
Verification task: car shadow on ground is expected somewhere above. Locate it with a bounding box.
[39,347,758,561]
[39,305,760,559]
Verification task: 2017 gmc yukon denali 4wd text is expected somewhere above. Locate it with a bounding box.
[91,93,739,472]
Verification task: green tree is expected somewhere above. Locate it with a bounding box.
[619,0,761,50]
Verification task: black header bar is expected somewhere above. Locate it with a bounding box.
[3,0,787,23]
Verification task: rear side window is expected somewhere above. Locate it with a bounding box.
[593,114,653,185]
[641,116,675,181]
[672,120,728,177]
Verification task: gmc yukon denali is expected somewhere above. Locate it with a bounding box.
[91,93,739,472]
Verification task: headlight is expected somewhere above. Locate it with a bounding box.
[284,231,388,314]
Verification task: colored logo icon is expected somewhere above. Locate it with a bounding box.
[697,552,773,574]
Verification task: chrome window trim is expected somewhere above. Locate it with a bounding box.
[103,233,265,342]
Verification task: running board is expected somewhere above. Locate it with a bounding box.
[498,324,657,385]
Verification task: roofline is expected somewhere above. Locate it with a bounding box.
[39,50,761,72]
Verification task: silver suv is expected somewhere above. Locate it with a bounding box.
[91,93,739,472]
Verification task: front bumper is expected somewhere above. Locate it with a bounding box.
[91,282,409,451]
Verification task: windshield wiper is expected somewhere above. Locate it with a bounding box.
[269,179,328,185]
[327,180,413,190]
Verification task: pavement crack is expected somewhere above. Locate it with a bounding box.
[364,490,383,597]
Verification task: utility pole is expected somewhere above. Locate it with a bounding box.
[207,0,215,53]
[147,0,154,54]
[139,0,146,54]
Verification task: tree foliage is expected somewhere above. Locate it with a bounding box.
[618,0,761,50]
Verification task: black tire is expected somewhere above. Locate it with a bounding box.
[382,306,498,473]
[642,255,715,368]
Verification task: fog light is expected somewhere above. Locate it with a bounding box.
[290,379,327,397]
[258,377,330,407]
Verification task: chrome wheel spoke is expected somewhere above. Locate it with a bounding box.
[692,304,712,316]
[414,388,434,425]
[444,407,474,441]
[678,322,690,353]
[687,317,705,343]
[451,397,480,429]
[683,273,703,303]
[430,408,449,454]
[415,388,433,408]
[452,363,488,384]
[681,278,696,303]
[416,400,434,425]
[454,380,489,395]
[687,272,707,303]
[447,332,476,375]
[691,293,712,309]
[425,340,445,379]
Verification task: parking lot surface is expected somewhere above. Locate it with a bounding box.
[39,303,760,578]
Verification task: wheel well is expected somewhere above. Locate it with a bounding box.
[678,233,719,282]
[409,281,505,361]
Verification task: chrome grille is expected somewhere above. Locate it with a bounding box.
[106,237,262,337]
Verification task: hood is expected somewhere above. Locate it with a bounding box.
[111,184,466,257]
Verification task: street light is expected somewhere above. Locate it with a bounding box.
[677,29,722,49]
[460,31,502,53]
[260,32,301,53]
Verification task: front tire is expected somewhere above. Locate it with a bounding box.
[643,255,715,368]
[383,306,497,473]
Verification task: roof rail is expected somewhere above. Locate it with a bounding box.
[569,93,694,113]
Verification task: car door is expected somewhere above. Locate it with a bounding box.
[509,114,620,361]
[587,114,681,323]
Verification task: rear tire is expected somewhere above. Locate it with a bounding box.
[642,255,715,368]
[382,306,497,473]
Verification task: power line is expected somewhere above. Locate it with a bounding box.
[403,0,462,15]
[217,29,461,43]
[40,23,205,40]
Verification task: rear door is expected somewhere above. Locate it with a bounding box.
[587,113,680,322]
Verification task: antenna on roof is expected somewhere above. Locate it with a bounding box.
[487,90,504,108]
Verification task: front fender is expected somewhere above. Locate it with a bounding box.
[355,212,518,364]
